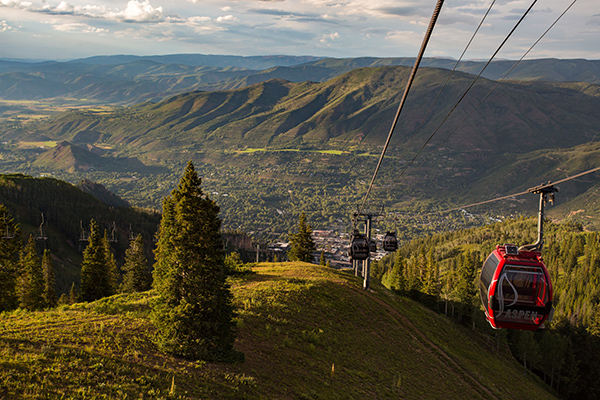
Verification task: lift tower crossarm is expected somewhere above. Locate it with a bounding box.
[519,183,558,253]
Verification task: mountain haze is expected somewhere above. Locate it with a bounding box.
[1,56,599,105]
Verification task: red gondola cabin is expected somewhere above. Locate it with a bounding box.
[479,244,553,331]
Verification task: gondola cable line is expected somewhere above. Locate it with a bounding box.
[355,0,581,234]
[354,0,446,229]
[392,0,498,172]
[358,0,540,222]
[419,164,600,217]
[441,0,580,146]
[386,0,540,189]
[384,0,583,224]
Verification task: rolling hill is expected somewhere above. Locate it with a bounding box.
[0,262,557,400]
[23,66,600,155]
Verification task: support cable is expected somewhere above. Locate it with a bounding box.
[421,165,600,217]
[392,0,539,183]
[396,0,497,165]
[355,0,445,226]
[441,0,580,145]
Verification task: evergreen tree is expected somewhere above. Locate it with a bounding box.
[121,234,152,292]
[392,252,408,294]
[422,250,439,297]
[288,212,316,263]
[41,249,57,308]
[69,282,77,304]
[79,220,110,302]
[454,251,477,322]
[102,230,119,294]
[0,205,22,311]
[17,235,45,310]
[224,251,244,274]
[152,161,240,361]
[319,251,326,266]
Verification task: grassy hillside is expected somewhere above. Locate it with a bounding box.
[21,66,600,156]
[0,262,556,399]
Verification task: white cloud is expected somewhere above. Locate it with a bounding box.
[320,31,339,44]
[385,29,417,42]
[215,14,238,23]
[0,0,33,9]
[221,6,232,12]
[187,16,211,24]
[1,0,166,23]
[113,25,175,41]
[114,0,163,22]
[55,1,73,13]
[191,24,224,34]
[52,22,107,33]
[0,19,17,31]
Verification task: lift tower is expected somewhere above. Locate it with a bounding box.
[353,205,384,290]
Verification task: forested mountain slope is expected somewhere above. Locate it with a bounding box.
[374,217,600,399]
[0,174,160,292]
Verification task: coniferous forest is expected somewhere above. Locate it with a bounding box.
[373,217,600,399]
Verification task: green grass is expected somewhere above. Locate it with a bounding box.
[235,148,348,155]
[16,141,58,149]
[0,262,557,399]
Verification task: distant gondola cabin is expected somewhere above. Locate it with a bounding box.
[383,232,398,252]
[349,233,370,260]
[479,244,553,331]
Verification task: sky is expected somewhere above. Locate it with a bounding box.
[0,0,598,61]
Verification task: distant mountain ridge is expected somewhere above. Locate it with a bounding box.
[1,55,599,105]
[72,54,324,69]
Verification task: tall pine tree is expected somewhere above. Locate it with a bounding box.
[0,205,22,311]
[288,212,316,263]
[122,234,152,292]
[41,249,57,308]
[80,220,111,302]
[152,161,240,361]
[17,235,45,310]
[102,230,119,295]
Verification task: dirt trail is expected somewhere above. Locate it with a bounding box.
[349,285,501,400]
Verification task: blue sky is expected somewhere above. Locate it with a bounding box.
[1,0,598,61]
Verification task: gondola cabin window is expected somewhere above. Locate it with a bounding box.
[479,252,499,308]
